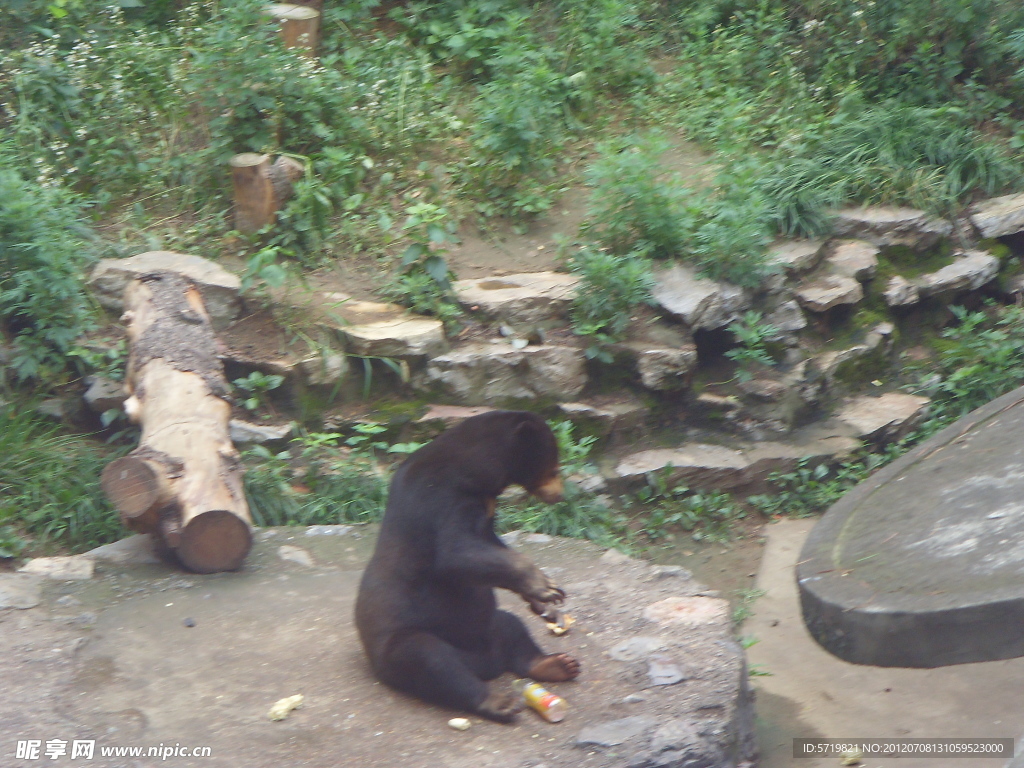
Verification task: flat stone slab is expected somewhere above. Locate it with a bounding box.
[651,265,748,330]
[19,556,94,580]
[88,251,241,329]
[453,271,580,324]
[831,205,953,248]
[0,573,42,608]
[834,392,930,440]
[794,275,863,312]
[970,192,1024,238]
[0,529,755,767]
[799,385,1024,667]
[614,429,860,493]
[423,342,586,404]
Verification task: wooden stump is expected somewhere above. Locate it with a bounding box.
[267,3,320,56]
[230,153,304,234]
[101,271,252,573]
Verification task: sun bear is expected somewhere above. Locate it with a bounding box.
[354,410,581,722]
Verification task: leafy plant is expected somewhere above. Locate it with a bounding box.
[568,246,654,359]
[725,311,780,381]
[0,525,28,559]
[232,371,285,413]
[629,467,744,543]
[242,427,406,528]
[748,453,893,518]
[0,159,97,381]
[584,132,693,257]
[915,304,1024,432]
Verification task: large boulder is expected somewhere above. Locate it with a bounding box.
[88,251,241,329]
[826,240,879,281]
[652,265,749,330]
[834,392,931,440]
[969,192,1024,238]
[794,275,863,312]
[453,271,579,324]
[766,239,825,274]
[422,342,586,404]
[916,250,999,297]
[832,206,953,249]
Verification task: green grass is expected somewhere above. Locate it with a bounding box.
[0,405,125,552]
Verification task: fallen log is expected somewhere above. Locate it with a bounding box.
[101,271,252,573]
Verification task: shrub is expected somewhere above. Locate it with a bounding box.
[584,132,694,257]
[568,246,654,347]
[0,157,96,380]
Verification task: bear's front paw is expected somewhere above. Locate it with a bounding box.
[524,574,565,608]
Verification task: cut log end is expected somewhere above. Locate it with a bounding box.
[176,510,252,574]
[101,457,165,532]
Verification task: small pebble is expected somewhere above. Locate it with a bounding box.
[183,617,196,628]
[448,718,471,731]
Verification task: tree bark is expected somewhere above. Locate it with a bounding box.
[101,271,252,573]
[267,3,320,57]
[230,153,305,234]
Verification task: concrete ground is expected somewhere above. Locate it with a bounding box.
[748,518,1022,768]
[1,528,753,768]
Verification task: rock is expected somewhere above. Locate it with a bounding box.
[765,300,807,333]
[616,430,859,493]
[813,328,889,385]
[453,272,580,324]
[615,445,749,490]
[229,419,294,445]
[695,393,742,412]
[341,316,446,359]
[299,351,348,386]
[642,596,730,626]
[969,192,1024,238]
[422,343,585,404]
[0,573,42,609]
[650,719,702,754]
[647,655,687,686]
[883,275,920,307]
[794,275,863,312]
[88,252,241,329]
[635,346,699,391]
[416,404,495,429]
[826,240,879,281]
[738,378,788,402]
[558,398,647,435]
[576,716,658,747]
[36,398,68,420]
[277,545,314,567]
[766,240,825,274]
[84,535,159,565]
[19,556,94,580]
[83,376,127,414]
[600,548,639,565]
[304,525,352,536]
[835,392,931,440]
[608,637,667,662]
[832,206,953,249]
[917,250,999,297]
[652,265,749,330]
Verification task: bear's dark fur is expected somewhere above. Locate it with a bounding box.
[354,410,580,722]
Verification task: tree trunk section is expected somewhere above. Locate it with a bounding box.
[230,153,305,234]
[268,3,320,57]
[101,271,252,573]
